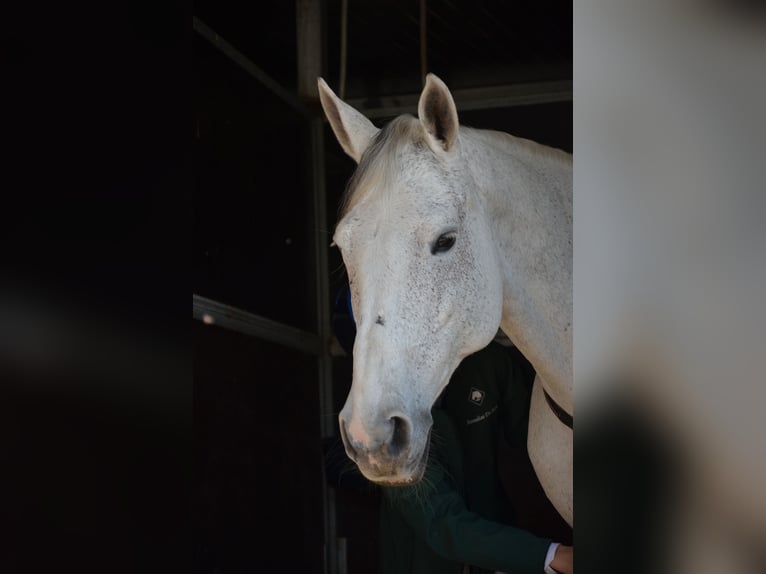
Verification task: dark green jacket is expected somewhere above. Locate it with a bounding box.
[378,342,552,574]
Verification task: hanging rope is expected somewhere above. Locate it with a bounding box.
[420,0,428,84]
[340,0,348,99]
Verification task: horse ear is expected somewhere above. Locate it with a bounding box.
[417,73,459,153]
[317,77,380,164]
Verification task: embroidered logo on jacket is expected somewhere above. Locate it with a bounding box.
[467,405,498,425]
[468,387,485,406]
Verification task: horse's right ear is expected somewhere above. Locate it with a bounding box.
[317,78,380,164]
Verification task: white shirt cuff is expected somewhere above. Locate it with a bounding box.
[544,542,560,574]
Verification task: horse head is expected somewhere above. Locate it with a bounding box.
[319,75,504,484]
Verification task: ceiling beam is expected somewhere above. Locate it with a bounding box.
[345,80,572,119]
[194,17,311,118]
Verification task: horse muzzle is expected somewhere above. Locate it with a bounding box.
[338,412,429,484]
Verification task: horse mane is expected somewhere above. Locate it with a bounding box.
[338,115,423,220]
[336,115,572,221]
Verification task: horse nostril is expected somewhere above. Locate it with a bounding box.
[387,416,410,458]
[338,417,357,458]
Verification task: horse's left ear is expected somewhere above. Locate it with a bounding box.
[418,73,459,153]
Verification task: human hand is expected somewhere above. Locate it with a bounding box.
[550,544,573,574]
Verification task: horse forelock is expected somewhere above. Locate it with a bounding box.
[338,115,425,220]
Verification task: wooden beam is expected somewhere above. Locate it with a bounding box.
[193,294,321,355]
[297,0,323,101]
[194,17,311,117]
[345,80,573,119]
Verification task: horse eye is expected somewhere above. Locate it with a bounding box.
[431,233,456,255]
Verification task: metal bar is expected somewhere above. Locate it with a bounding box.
[193,16,311,118]
[310,119,334,440]
[310,118,339,574]
[345,80,572,119]
[337,535,347,574]
[420,0,427,81]
[297,0,323,100]
[339,0,348,99]
[192,294,320,354]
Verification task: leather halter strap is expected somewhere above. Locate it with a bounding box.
[543,389,573,429]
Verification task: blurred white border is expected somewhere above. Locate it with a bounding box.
[575,1,766,571]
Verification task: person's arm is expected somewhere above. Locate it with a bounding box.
[495,542,571,574]
[491,344,572,574]
[383,456,552,574]
[544,542,560,574]
[547,543,573,574]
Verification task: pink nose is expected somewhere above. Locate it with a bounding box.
[338,413,411,472]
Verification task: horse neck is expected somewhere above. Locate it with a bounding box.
[462,127,573,412]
